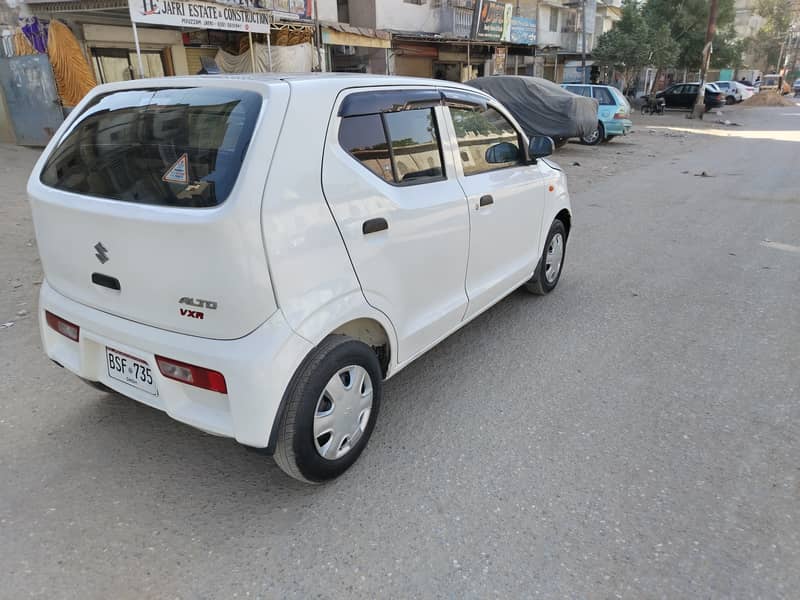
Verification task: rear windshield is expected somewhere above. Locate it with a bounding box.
[40,87,262,208]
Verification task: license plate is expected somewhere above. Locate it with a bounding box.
[106,347,157,395]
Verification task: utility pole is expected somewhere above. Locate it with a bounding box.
[468,0,484,78]
[691,0,719,119]
[313,0,324,72]
[581,0,587,83]
[470,0,484,40]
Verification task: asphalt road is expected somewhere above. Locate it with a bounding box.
[1,106,799,599]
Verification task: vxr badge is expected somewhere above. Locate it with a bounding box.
[94,242,109,264]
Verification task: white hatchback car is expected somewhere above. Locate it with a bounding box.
[29,74,572,482]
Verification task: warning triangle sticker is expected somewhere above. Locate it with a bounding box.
[162,153,189,184]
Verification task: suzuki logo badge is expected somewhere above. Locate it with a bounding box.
[94,242,109,264]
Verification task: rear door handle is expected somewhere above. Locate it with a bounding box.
[92,272,121,291]
[362,218,388,235]
[479,194,494,207]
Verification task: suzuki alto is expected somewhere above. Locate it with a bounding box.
[29,74,573,482]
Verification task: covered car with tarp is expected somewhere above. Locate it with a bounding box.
[466,76,598,147]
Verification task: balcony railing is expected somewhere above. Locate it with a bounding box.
[438,3,474,38]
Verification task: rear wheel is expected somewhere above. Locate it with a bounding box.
[725,95,736,105]
[580,122,604,146]
[274,335,382,483]
[524,220,567,295]
[553,137,568,149]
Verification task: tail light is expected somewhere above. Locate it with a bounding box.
[613,112,627,119]
[155,355,227,394]
[45,311,80,342]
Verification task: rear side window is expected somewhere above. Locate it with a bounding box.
[566,85,591,97]
[40,87,262,208]
[593,87,615,105]
[338,107,444,185]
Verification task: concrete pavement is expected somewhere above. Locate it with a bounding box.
[1,106,798,599]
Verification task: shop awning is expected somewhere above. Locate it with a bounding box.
[322,23,390,49]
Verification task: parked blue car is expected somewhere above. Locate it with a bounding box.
[561,84,633,145]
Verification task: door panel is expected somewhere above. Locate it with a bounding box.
[0,55,64,146]
[682,85,698,108]
[322,100,470,363]
[445,104,546,320]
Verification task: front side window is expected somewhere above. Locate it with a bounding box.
[450,106,522,176]
[40,87,262,208]
[339,107,444,185]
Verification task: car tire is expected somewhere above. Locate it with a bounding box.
[580,122,604,146]
[524,219,567,295]
[273,335,382,483]
[725,95,736,105]
[553,137,568,149]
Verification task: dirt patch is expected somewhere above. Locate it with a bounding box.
[553,110,722,196]
[740,93,797,107]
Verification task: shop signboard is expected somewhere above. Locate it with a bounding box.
[493,47,507,75]
[210,0,309,16]
[476,1,507,41]
[129,0,271,33]
[500,3,513,42]
[509,16,536,45]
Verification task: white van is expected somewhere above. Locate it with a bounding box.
[29,74,573,482]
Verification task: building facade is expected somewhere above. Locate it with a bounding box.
[0,0,622,144]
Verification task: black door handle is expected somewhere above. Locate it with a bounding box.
[479,194,494,207]
[92,272,121,291]
[363,218,388,235]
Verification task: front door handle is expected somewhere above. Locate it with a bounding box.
[363,218,388,235]
[479,194,494,207]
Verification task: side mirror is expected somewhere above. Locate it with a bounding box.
[528,135,554,159]
[485,142,520,164]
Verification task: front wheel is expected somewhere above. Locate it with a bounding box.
[580,122,604,145]
[274,335,382,483]
[524,220,567,295]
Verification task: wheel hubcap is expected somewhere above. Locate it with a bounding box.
[585,126,600,143]
[313,365,373,460]
[545,233,564,284]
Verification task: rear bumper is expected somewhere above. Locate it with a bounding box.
[39,280,312,448]
[604,119,632,136]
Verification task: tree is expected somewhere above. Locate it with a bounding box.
[746,0,796,70]
[592,0,654,90]
[648,23,680,76]
[593,1,679,96]
[643,0,741,70]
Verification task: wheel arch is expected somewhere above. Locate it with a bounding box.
[330,317,392,377]
[292,290,398,379]
[264,310,395,456]
[555,208,572,238]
